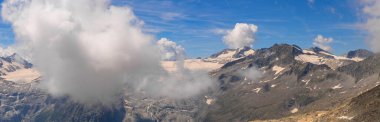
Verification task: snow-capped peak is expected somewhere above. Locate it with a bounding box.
[210,46,254,59]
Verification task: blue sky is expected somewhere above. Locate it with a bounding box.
[0,0,369,58]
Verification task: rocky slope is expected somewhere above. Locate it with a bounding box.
[250,54,380,122]
[203,44,379,121]
[251,84,380,122]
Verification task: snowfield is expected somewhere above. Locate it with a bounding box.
[1,69,40,83]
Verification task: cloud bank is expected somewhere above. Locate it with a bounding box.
[223,23,258,49]
[361,0,380,52]
[313,34,333,51]
[157,38,185,61]
[2,0,214,105]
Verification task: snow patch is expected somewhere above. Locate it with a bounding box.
[206,99,215,105]
[332,84,343,89]
[243,49,255,56]
[272,65,285,75]
[260,80,270,83]
[205,96,215,105]
[295,54,323,64]
[337,116,354,120]
[290,108,299,113]
[302,79,311,85]
[252,88,261,93]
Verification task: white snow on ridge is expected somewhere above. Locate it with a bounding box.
[295,54,323,64]
[351,57,364,62]
[319,51,334,57]
[295,49,367,70]
[302,50,316,54]
[215,50,236,59]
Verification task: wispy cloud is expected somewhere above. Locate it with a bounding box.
[160,12,185,21]
[313,34,334,51]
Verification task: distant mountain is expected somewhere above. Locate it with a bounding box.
[346,49,374,59]
[338,53,380,81]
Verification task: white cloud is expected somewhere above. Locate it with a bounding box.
[212,28,229,34]
[240,67,262,81]
[361,0,380,52]
[313,34,333,51]
[223,23,258,49]
[0,46,15,57]
[157,38,185,61]
[1,0,214,105]
[160,12,183,21]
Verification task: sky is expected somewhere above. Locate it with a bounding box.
[0,0,370,58]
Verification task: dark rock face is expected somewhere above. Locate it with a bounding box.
[346,49,374,59]
[221,44,302,69]
[309,47,326,53]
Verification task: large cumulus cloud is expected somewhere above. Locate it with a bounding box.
[223,23,258,49]
[1,0,214,105]
[361,0,380,52]
[157,38,185,61]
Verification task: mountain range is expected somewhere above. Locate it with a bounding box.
[0,44,379,122]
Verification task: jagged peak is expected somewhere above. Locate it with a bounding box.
[309,47,327,53]
[210,46,254,59]
[1,53,33,68]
